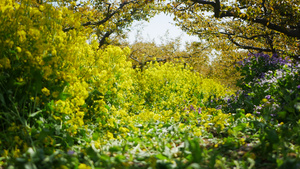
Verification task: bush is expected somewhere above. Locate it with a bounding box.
[227,53,300,124]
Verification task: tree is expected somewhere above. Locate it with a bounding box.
[125,31,211,73]
[166,0,300,60]
[46,0,160,48]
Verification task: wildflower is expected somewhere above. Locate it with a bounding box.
[52,91,59,98]
[107,132,114,140]
[39,5,44,11]
[198,107,201,114]
[2,149,8,157]
[67,150,75,156]
[41,87,50,96]
[190,105,195,111]
[16,47,22,53]
[227,98,231,103]
[216,105,222,109]
[59,165,68,169]
[78,163,91,169]
[0,57,11,69]
[13,148,21,158]
[245,113,252,118]
[254,105,262,110]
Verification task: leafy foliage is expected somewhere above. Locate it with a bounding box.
[165,0,300,59]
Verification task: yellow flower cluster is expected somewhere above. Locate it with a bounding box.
[0,0,234,145]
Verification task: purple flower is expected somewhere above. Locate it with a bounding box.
[265,95,271,100]
[68,150,75,156]
[254,105,262,110]
[190,105,195,111]
[198,108,202,114]
[297,85,300,89]
[227,98,231,103]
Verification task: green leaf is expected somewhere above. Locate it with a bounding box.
[29,110,42,118]
[266,128,279,144]
[92,132,99,141]
[109,146,121,152]
[278,111,286,119]
[0,93,5,106]
[155,154,168,160]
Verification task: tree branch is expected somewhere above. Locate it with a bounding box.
[98,30,113,48]
[191,0,300,39]
[227,35,272,52]
[63,0,137,32]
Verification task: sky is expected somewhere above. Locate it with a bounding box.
[127,13,199,50]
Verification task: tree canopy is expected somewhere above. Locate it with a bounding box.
[165,0,300,60]
[29,0,161,48]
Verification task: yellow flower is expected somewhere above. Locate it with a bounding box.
[245,113,253,118]
[58,165,68,169]
[0,57,11,69]
[13,148,21,158]
[240,138,246,145]
[262,98,268,103]
[52,91,59,98]
[16,47,22,53]
[194,128,202,136]
[14,136,23,145]
[2,149,8,157]
[107,131,114,140]
[78,163,91,169]
[119,127,129,133]
[39,5,44,11]
[41,87,50,96]
[94,140,101,149]
[17,30,26,42]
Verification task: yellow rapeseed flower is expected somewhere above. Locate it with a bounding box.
[78,163,91,169]
[41,87,50,96]
[13,148,21,158]
[0,57,11,69]
[107,131,114,140]
[3,149,8,157]
[39,5,44,11]
[16,47,22,53]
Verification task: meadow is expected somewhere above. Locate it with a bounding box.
[1,1,300,168]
